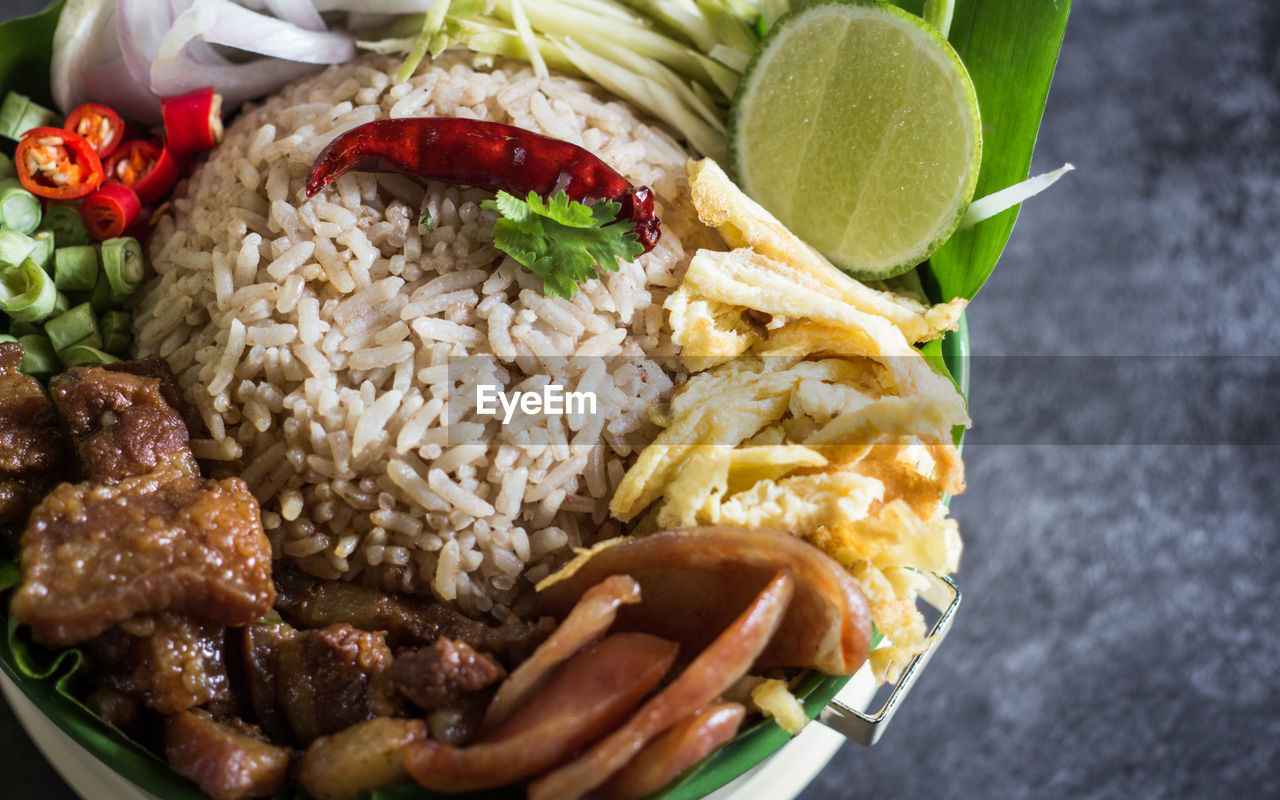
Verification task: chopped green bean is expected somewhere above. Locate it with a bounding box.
[17,334,59,376]
[100,236,145,302]
[53,245,98,291]
[60,344,118,368]
[0,181,42,234]
[89,268,114,311]
[45,302,98,354]
[100,310,132,356]
[28,230,54,272]
[0,153,13,182]
[0,333,16,344]
[38,205,91,247]
[52,291,71,317]
[8,319,40,338]
[0,91,60,141]
[0,230,35,266]
[0,257,57,322]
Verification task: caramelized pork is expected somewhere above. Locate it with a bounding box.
[0,342,70,525]
[376,638,505,713]
[274,571,555,665]
[244,621,393,745]
[50,365,196,482]
[165,711,291,800]
[87,613,229,714]
[104,356,199,435]
[11,455,275,646]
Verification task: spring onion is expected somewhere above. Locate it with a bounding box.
[17,334,59,376]
[0,91,60,141]
[38,205,91,247]
[53,245,99,292]
[100,310,133,356]
[0,230,36,266]
[28,230,55,273]
[0,258,58,322]
[0,179,42,234]
[60,344,118,367]
[45,302,99,354]
[100,236,144,302]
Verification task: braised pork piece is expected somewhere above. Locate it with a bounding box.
[0,342,70,526]
[87,612,230,715]
[165,710,292,800]
[273,570,556,665]
[10,364,275,646]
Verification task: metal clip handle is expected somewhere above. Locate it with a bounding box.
[818,574,961,746]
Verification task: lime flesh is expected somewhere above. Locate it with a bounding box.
[730,0,982,279]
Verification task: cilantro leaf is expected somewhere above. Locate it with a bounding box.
[483,190,644,298]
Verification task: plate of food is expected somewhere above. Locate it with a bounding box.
[0,2,1069,800]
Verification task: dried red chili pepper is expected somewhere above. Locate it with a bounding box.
[305,118,661,252]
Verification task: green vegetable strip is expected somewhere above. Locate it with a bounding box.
[17,334,58,376]
[53,245,98,291]
[38,205,91,247]
[60,344,118,368]
[924,0,955,37]
[0,258,57,322]
[397,0,453,82]
[0,152,13,182]
[0,181,42,234]
[0,90,59,141]
[99,310,132,356]
[28,230,54,272]
[0,333,14,344]
[45,302,98,354]
[0,229,36,266]
[100,236,144,303]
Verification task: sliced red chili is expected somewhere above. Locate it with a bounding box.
[161,87,224,158]
[80,183,142,241]
[15,126,104,200]
[64,103,125,158]
[105,139,181,206]
[305,118,661,252]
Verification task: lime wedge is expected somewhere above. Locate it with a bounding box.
[729,0,982,280]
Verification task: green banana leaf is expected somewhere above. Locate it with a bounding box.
[901,0,1073,300]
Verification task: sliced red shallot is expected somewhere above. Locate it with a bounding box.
[402,632,677,793]
[540,527,871,675]
[482,574,640,732]
[595,702,747,800]
[526,570,794,800]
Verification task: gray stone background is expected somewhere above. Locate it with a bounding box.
[1,1,1276,799]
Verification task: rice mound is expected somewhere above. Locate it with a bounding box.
[137,53,698,617]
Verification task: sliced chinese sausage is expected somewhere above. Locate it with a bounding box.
[483,574,640,732]
[540,527,871,674]
[596,702,747,800]
[527,569,794,800]
[403,632,678,793]
[298,717,427,800]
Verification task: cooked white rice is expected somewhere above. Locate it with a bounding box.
[137,53,698,618]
